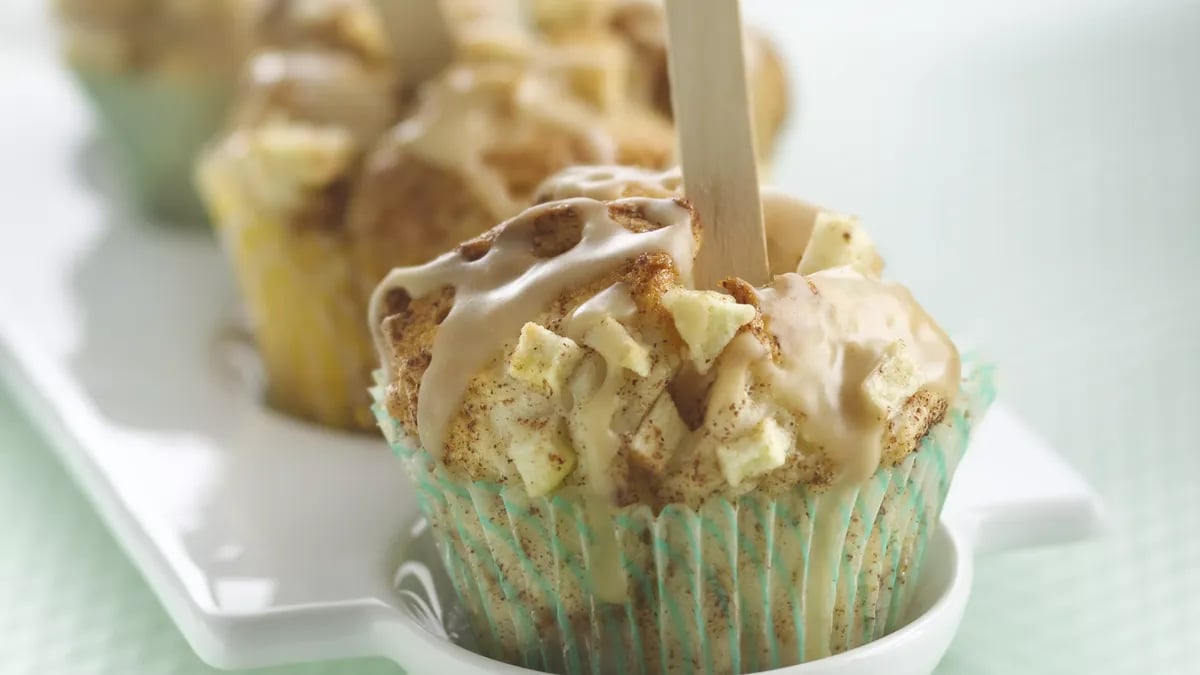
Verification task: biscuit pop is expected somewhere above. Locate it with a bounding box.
[368,166,992,672]
[200,0,793,433]
[365,8,984,675]
[200,5,679,431]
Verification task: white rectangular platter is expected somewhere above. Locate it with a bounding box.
[0,47,1101,674]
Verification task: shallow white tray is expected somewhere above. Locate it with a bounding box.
[0,50,1102,674]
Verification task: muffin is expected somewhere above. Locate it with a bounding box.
[199,12,685,431]
[198,0,397,430]
[201,2,791,432]
[369,166,995,673]
[55,0,252,223]
[345,56,677,327]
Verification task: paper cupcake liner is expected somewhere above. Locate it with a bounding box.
[373,358,996,674]
[200,156,377,431]
[74,66,233,224]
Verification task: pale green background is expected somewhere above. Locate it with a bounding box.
[3,0,1200,673]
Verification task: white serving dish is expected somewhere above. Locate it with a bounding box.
[0,49,1102,675]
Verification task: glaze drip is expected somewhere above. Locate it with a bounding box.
[753,270,960,482]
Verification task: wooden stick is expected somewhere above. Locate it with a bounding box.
[664,0,769,289]
[371,0,455,87]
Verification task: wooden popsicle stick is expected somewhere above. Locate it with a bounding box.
[664,0,769,289]
[371,0,455,87]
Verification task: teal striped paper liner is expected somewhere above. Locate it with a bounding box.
[372,358,996,675]
[73,66,233,225]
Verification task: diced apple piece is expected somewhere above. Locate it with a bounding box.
[797,212,884,278]
[458,23,533,63]
[229,123,357,216]
[559,39,629,111]
[862,340,925,419]
[507,322,585,395]
[628,393,688,476]
[508,430,578,497]
[716,417,791,487]
[662,288,756,373]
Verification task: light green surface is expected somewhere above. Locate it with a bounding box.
[4,1,1200,674]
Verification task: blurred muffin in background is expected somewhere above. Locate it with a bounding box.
[199,0,790,433]
[346,30,678,305]
[56,0,253,223]
[201,17,676,432]
[199,0,398,430]
[541,0,789,161]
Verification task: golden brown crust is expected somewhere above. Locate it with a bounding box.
[608,109,676,169]
[289,173,355,233]
[383,284,456,436]
[347,150,497,295]
[721,277,780,362]
[347,121,674,297]
[483,133,612,201]
[881,389,948,467]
